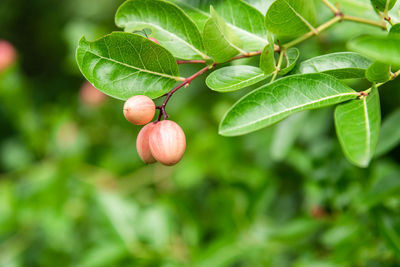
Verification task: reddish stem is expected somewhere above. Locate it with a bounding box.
[156,63,217,121]
[177,60,207,64]
[157,48,279,120]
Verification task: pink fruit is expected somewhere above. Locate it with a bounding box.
[136,123,157,164]
[123,95,155,125]
[0,40,16,72]
[149,120,186,166]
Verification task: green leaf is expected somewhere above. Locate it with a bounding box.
[115,0,207,60]
[348,35,400,66]
[219,73,359,136]
[76,32,180,100]
[172,0,268,51]
[370,0,397,11]
[366,61,391,83]
[265,0,316,38]
[334,86,381,167]
[206,66,268,92]
[169,0,210,31]
[260,38,276,74]
[375,108,400,156]
[213,0,267,51]
[389,24,400,36]
[203,6,244,62]
[279,48,300,75]
[293,52,372,79]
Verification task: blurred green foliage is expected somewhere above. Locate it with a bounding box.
[1,0,400,266]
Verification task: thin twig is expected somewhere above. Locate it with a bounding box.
[362,69,400,95]
[283,16,342,48]
[177,60,207,64]
[156,63,217,121]
[342,15,387,29]
[321,0,340,15]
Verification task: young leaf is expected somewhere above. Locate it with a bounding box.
[169,0,210,31]
[265,0,316,38]
[245,0,275,14]
[389,24,400,36]
[370,0,397,11]
[279,48,300,75]
[366,61,391,83]
[293,52,372,79]
[334,86,381,167]
[375,108,400,157]
[219,73,359,136]
[348,35,400,66]
[115,0,207,60]
[172,0,268,51]
[213,0,267,51]
[203,6,244,62]
[260,40,275,74]
[76,32,180,100]
[206,66,268,92]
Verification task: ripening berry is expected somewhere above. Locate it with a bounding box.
[149,120,186,166]
[136,122,157,164]
[0,40,16,72]
[123,95,156,125]
[79,81,107,107]
[148,37,159,44]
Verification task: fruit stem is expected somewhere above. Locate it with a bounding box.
[177,60,207,64]
[156,63,217,121]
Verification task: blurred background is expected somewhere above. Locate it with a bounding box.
[1,0,400,266]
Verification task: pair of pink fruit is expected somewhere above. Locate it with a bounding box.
[123,95,186,166]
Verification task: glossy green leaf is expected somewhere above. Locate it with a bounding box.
[115,0,207,60]
[371,0,397,11]
[206,66,268,92]
[279,48,300,75]
[169,0,210,31]
[219,73,359,136]
[260,39,276,74]
[76,32,180,100]
[389,24,400,36]
[348,35,400,66]
[366,61,391,83]
[172,0,268,51]
[293,52,372,79]
[203,6,244,62]
[265,0,316,38]
[244,0,275,14]
[213,0,267,51]
[375,108,400,156]
[334,86,381,167]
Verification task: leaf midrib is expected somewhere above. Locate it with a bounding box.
[80,48,182,81]
[213,73,266,91]
[122,21,208,59]
[283,0,316,32]
[362,96,372,161]
[173,1,267,46]
[222,91,359,134]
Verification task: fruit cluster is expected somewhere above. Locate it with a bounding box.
[123,95,186,166]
